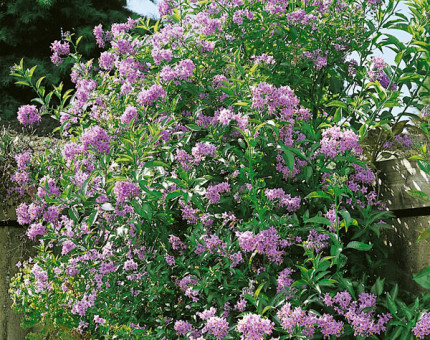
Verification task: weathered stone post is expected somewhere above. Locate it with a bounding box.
[0,203,31,339]
[376,158,430,292]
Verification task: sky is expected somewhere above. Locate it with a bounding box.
[127,0,160,19]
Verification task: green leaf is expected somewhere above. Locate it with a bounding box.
[283,149,295,172]
[371,277,385,296]
[345,241,373,251]
[306,191,331,199]
[407,190,430,203]
[327,100,347,109]
[392,121,407,135]
[413,267,430,289]
[305,216,332,225]
[386,293,398,314]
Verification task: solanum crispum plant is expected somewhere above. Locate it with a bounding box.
[8,0,430,338]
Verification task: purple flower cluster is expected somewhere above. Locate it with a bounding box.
[192,142,217,164]
[203,317,229,339]
[98,51,116,71]
[237,313,274,340]
[137,84,167,107]
[175,149,193,171]
[323,291,391,337]
[265,188,301,212]
[158,0,177,17]
[413,312,430,339]
[15,151,32,170]
[278,302,345,338]
[16,202,42,225]
[320,127,361,158]
[62,240,77,255]
[237,227,288,264]
[368,57,396,90]
[251,82,300,122]
[113,181,140,203]
[72,292,97,317]
[160,59,195,84]
[120,105,138,124]
[206,182,231,204]
[50,40,70,65]
[232,9,254,25]
[197,307,217,320]
[26,222,47,241]
[17,105,42,125]
[81,125,111,154]
[169,234,187,250]
[304,229,330,253]
[31,263,49,293]
[213,107,249,130]
[277,267,295,293]
[278,302,318,338]
[252,53,275,65]
[174,320,194,337]
[286,9,318,27]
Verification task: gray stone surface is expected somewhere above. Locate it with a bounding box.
[0,224,31,339]
[376,158,430,210]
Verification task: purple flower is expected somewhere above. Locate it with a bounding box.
[93,24,105,48]
[265,188,301,212]
[43,205,60,223]
[26,222,47,241]
[98,51,116,71]
[175,149,193,171]
[61,240,76,255]
[81,126,111,154]
[317,314,344,338]
[197,307,217,320]
[278,302,317,337]
[169,234,187,250]
[137,84,167,106]
[235,297,247,312]
[31,264,49,292]
[17,105,42,125]
[124,259,138,271]
[413,312,430,339]
[192,142,217,164]
[174,320,194,337]
[320,127,361,158]
[50,40,70,65]
[165,255,175,266]
[158,0,176,17]
[304,229,330,253]
[120,105,138,124]
[203,317,229,339]
[206,182,230,204]
[16,203,31,225]
[277,268,295,293]
[94,315,106,325]
[15,151,32,170]
[237,313,274,340]
[113,181,140,203]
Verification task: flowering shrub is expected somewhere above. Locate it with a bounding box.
[7,0,430,338]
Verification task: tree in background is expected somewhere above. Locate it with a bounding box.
[0,0,139,121]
